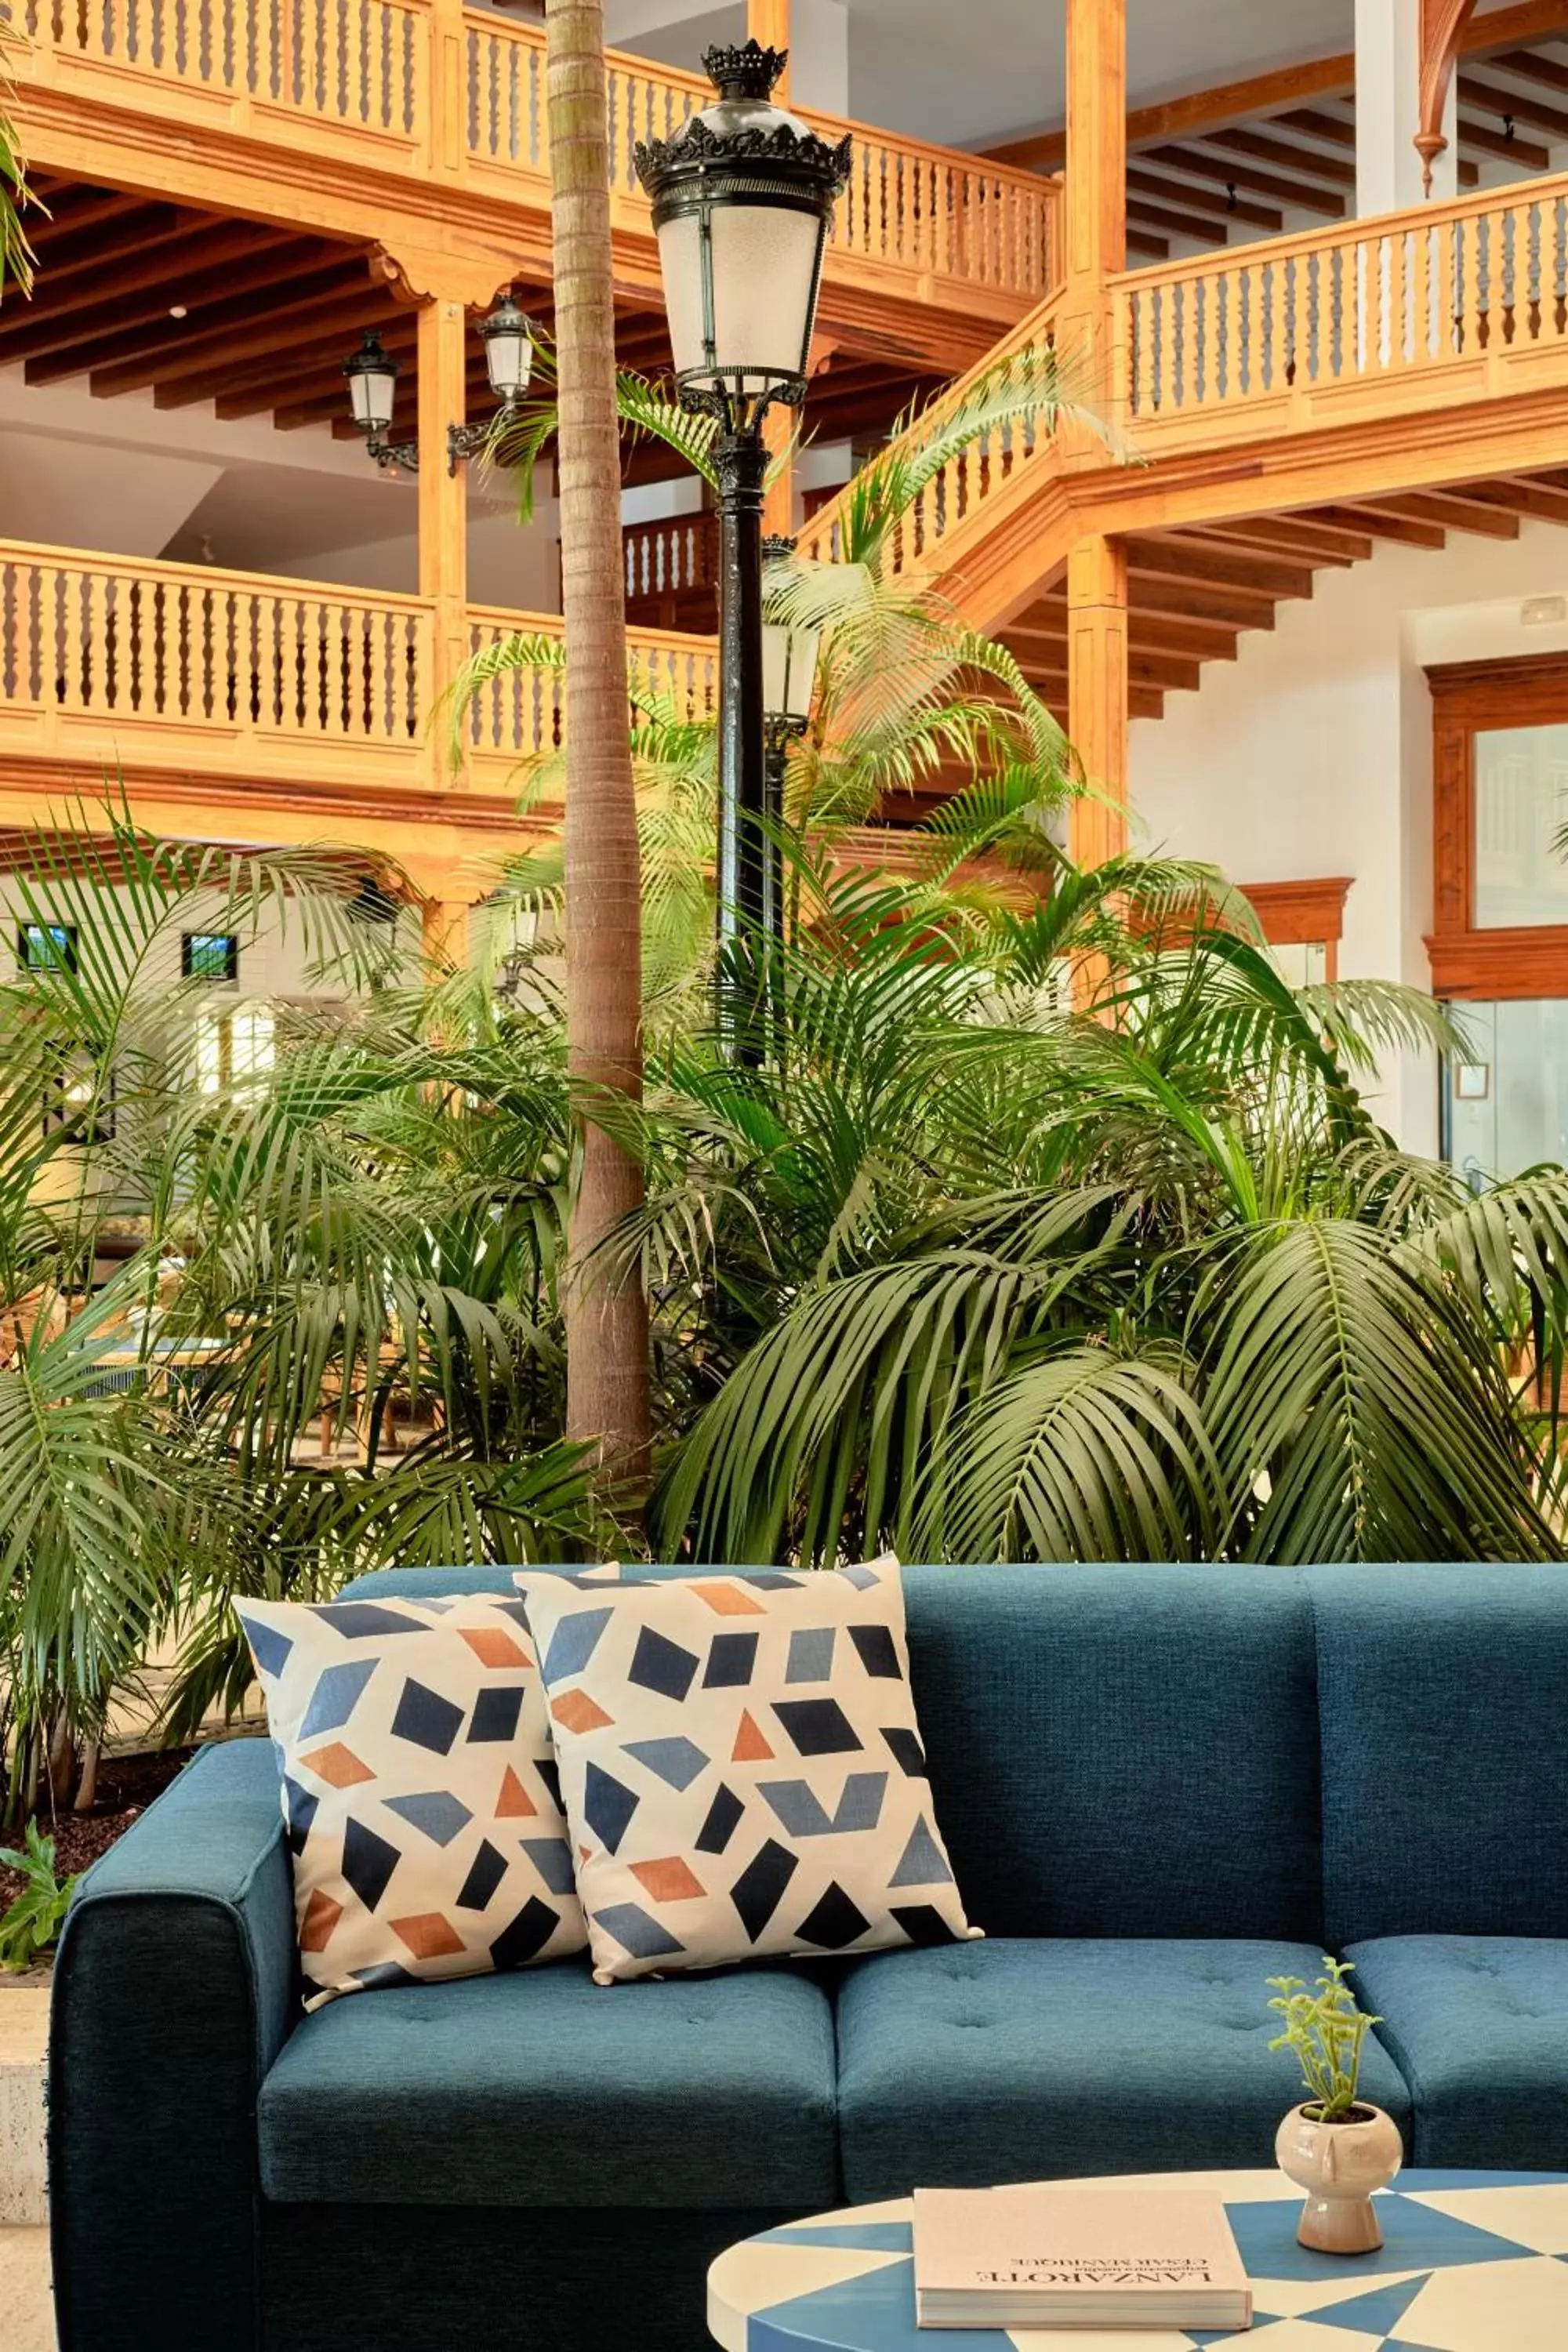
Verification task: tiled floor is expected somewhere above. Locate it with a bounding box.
[0,2227,53,2350]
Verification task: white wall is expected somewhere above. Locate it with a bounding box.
[1128,520,1568,1152]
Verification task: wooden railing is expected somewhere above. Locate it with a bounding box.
[623,512,717,612]
[20,0,426,155]
[0,543,431,774]
[1120,172,1568,432]
[463,18,1054,296]
[17,0,1054,309]
[0,546,717,797]
[463,605,717,789]
[797,282,1066,574]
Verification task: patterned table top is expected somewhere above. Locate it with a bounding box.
[709,2170,1568,2351]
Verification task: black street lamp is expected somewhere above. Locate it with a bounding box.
[635,41,849,1061]
[342,295,536,477]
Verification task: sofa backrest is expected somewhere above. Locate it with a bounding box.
[899,1563,1323,1941]
[345,1561,1568,1945]
[348,1560,1325,1944]
[1312,1566,1568,1944]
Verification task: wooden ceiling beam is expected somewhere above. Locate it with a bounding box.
[1272,107,1357,148]
[1458,477,1568,525]
[1456,114,1552,166]
[1487,46,1568,97]
[5,236,330,372]
[1125,165,1281,231]
[1458,70,1568,140]
[1005,623,1202,693]
[1304,501,1446,549]
[36,260,368,389]
[1356,489,1520,537]
[1193,514,1374,564]
[1126,534,1319,598]
[986,55,1355,172]
[23,206,206,289]
[1127,196,1226,245]
[90,280,394,399]
[29,187,152,245]
[1141,145,1346,216]
[1194,124,1357,185]
[1119,575,1279,630]
[1127,228,1171,261]
[149,309,405,410]
[1018,664,1164,720]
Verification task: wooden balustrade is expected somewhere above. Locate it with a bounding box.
[1120,172,1568,434]
[797,285,1065,574]
[464,602,718,792]
[20,0,426,154]
[463,11,1056,300]
[0,543,430,776]
[16,2,1054,311]
[0,546,718,805]
[622,512,718,631]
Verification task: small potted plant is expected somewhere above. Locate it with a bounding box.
[1266,1957,1403,2252]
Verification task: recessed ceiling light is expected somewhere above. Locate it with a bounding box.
[169,303,187,318]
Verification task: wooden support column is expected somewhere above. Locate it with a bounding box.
[749,0,791,94]
[428,0,470,181]
[1061,0,1126,424]
[762,405,795,536]
[419,293,470,793]
[1067,535,1129,868]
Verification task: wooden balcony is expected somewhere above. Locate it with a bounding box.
[13,0,1056,372]
[0,537,716,877]
[801,168,1568,695]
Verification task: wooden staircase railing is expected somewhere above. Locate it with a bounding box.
[1118,169,1568,441]
[796,278,1069,576]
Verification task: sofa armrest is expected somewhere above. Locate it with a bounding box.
[49,1737,296,2352]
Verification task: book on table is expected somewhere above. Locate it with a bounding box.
[911,2184,1252,2332]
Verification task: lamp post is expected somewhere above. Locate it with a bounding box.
[342,294,536,476]
[760,531,821,960]
[634,42,849,1062]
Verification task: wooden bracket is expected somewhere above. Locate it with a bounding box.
[1416,0,1479,192]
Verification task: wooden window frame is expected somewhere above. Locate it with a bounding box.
[1427,651,1568,999]
[1239,877,1350,981]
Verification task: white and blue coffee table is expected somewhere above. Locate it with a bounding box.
[710,2169,1568,2350]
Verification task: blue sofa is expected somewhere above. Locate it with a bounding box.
[49,1563,1568,2352]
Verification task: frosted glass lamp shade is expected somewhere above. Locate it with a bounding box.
[655,199,829,396]
[761,619,821,724]
[343,333,400,436]
[480,296,534,402]
[633,42,851,406]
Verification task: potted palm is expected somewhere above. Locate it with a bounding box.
[1268,1958,1403,2252]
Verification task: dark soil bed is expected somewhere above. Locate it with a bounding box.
[1,1745,198,1912]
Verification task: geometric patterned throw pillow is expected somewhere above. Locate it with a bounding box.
[236,1593,587,2008]
[513,1559,980,1984]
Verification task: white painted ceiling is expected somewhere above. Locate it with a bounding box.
[610,1,1363,149]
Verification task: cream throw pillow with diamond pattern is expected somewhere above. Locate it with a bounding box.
[513,1558,979,1984]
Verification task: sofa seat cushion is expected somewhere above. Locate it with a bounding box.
[835,1938,1413,2201]
[258,1959,837,2209]
[1347,1936,1568,2169]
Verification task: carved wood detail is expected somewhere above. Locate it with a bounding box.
[1417,0,1479,193]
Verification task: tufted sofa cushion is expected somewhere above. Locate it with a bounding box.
[833,1937,1413,2201]
[257,1959,838,2209]
[1346,1936,1568,2169]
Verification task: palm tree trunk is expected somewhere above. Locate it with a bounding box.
[546,0,652,1485]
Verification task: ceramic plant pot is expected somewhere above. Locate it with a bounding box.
[1275,2102,1403,2252]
